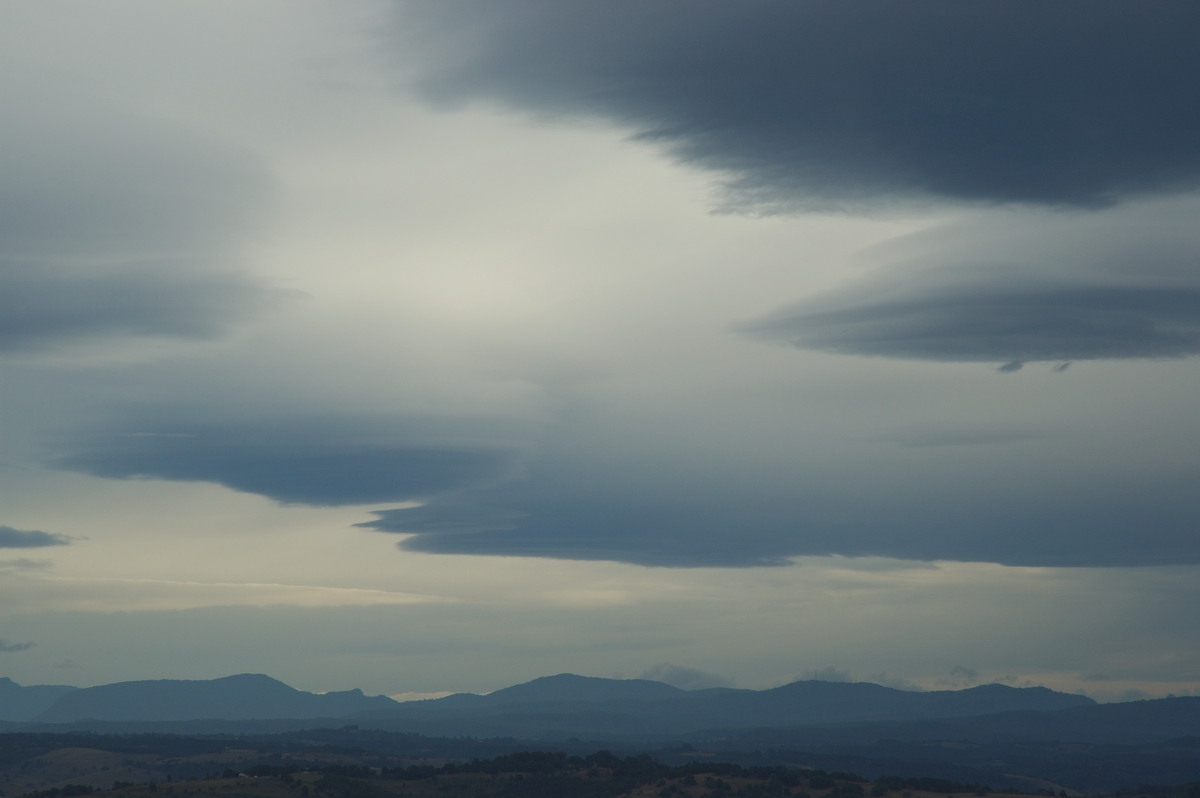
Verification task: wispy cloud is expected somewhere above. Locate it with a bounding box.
[6,576,449,613]
[0,639,35,654]
[639,662,733,690]
[0,525,71,548]
[937,664,982,688]
[0,559,53,574]
[802,666,853,683]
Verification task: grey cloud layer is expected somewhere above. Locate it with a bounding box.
[360,443,1200,568]
[744,276,1200,368]
[356,203,1200,568]
[2,102,268,260]
[54,417,526,507]
[13,2,1199,575]
[0,260,283,353]
[742,205,1200,367]
[397,1,1200,208]
[0,526,71,549]
[1,100,277,354]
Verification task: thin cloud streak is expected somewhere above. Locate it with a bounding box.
[0,525,71,549]
[6,575,449,613]
[0,639,35,654]
[744,279,1200,366]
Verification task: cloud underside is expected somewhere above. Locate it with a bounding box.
[399,1,1200,207]
[54,406,1200,569]
[0,526,71,549]
[744,284,1200,367]
[359,474,1200,569]
[54,421,523,506]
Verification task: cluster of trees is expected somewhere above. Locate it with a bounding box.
[112,753,885,798]
[17,785,97,798]
[222,751,845,784]
[4,738,1068,798]
[191,751,1002,798]
[1112,783,1200,798]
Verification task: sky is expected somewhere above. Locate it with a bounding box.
[3,0,1200,705]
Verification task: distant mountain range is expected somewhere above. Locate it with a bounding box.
[3,671,1090,731]
[352,673,1095,739]
[5,673,1200,793]
[10,673,395,723]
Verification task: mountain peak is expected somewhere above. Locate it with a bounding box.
[0,678,79,722]
[486,673,683,704]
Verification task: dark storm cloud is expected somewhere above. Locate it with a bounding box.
[54,417,526,507]
[396,1,1200,208]
[0,260,284,353]
[742,270,1200,367]
[0,526,71,549]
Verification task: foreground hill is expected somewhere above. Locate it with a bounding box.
[4,728,1200,795]
[0,737,1035,798]
[32,674,397,723]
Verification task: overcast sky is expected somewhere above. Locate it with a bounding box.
[4,1,1200,703]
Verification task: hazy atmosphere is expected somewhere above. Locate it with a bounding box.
[4,1,1200,703]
